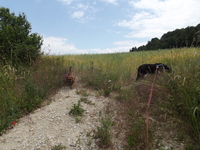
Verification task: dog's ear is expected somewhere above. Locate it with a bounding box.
[167,67,172,72]
[163,65,171,72]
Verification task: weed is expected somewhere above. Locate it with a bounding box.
[69,100,85,116]
[21,81,43,113]
[76,89,89,96]
[51,143,66,150]
[116,88,134,102]
[82,91,89,97]
[74,116,81,123]
[104,88,111,97]
[94,112,113,148]
[126,115,147,149]
[76,89,82,95]
[68,99,85,123]
[185,144,199,150]
[80,97,94,105]
[86,131,93,137]
[76,138,81,145]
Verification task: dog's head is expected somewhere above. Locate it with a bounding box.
[156,63,171,72]
[163,64,171,72]
[67,76,74,82]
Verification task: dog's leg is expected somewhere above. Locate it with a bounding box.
[70,80,75,89]
[136,73,140,80]
[136,73,144,80]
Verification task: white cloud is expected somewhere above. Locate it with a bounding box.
[58,1,98,22]
[100,0,118,5]
[57,0,74,5]
[42,36,80,55]
[86,47,128,54]
[42,36,144,55]
[107,29,121,34]
[118,0,200,39]
[72,11,84,18]
[113,40,146,47]
[90,40,146,53]
[77,3,89,10]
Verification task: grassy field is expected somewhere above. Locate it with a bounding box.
[0,47,200,149]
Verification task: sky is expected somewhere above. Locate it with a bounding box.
[0,0,200,55]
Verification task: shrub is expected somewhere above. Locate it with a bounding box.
[69,100,85,116]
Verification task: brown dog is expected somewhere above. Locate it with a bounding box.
[66,66,75,88]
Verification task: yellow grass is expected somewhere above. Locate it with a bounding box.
[57,48,200,85]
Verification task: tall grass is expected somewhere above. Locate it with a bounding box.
[166,60,200,141]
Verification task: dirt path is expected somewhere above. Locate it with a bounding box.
[0,85,116,150]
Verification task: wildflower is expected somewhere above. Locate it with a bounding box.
[12,122,16,125]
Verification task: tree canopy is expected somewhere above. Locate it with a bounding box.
[0,7,43,65]
[130,24,200,52]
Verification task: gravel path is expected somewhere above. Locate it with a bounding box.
[0,83,188,150]
[0,86,112,150]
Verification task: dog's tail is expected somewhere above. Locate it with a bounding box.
[69,66,72,73]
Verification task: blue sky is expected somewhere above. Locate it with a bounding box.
[1,0,200,54]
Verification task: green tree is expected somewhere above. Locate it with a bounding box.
[0,7,43,65]
[130,23,200,52]
[147,37,160,50]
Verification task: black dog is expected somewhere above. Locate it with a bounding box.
[136,63,171,80]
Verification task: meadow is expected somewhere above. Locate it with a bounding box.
[0,47,200,149]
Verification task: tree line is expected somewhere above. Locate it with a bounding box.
[130,23,200,52]
[0,7,43,65]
